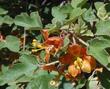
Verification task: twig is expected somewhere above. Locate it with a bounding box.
[23,29,26,51]
[44,61,59,66]
[39,61,60,68]
[76,37,89,47]
[88,70,96,81]
[72,36,76,44]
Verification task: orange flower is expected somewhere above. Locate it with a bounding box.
[41,29,63,62]
[42,29,63,50]
[32,29,63,63]
[44,37,63,62]
[81,59,92,73]
[67,44,82,57]
[67,44,88,57]
[59,43,96,76]
[81,47,87,56]
[68,64,81,77]
[81,55,96,73]
[44,37,63,50]
[59,44,85,65]
[59,53,73,64]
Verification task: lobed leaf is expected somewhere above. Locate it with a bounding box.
[0,35,20,52]
[26,70,57,89]
[0,54,38,85]
[88,36,110,70]
[14,12,42,29]
[71,0,87,8]
[0,7,8,15]
[96,20,110,36]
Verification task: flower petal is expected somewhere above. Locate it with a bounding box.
[81,59,92,73]
[59,53,73,64]
[68,64,81,77]
[83,55,96,71]
[44,37,63,49]
[68,44,82,57]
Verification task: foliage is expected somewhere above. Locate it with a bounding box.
[0,0,110,89]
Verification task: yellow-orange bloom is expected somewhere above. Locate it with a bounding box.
[68,64,81,77]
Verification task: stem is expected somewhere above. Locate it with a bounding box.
[41,61,59,67]
[45,61,59,66]
[76,37,89,47]
[88,70,96,81]
[23,29,26,51]
[72,36,76,44]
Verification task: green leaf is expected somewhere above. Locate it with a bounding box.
[96,20,110,36]
[87,36,110,70]
[0,16,4,25]
[6,85,18,89]
[63,36,70,48]
[0,63,27,85]
[0,15,13,25]
[52,6,67,24]
[5,35,20,52]
[83,8,97,23]
[62,82,74,89]
[19,54,38,76]
[66,8,86,24]
[0,35,20,52]
[95,3,110,20]
[60,3,73,14]
[30,12,43,28]
[13,75,32,83]
[0,7,8,15]
[3,15,14,25]
[94,2,104,11]
[26,70,57,89]
[0,54,38,85]
[0,41,5,49]
[14,12,42,29]
[97,4,108,20]
[86,79,100,89]
[1,65,9,74]
[71,0,87,8]
[19,54,38,65]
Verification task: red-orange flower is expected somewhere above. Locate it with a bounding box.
[59,44,85,65]
[59,53,73,64]
[67,44,87,57]
[41,29,63,62]
[59,43,96,77]
[44,37,63,50]
[67,44,82,57]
